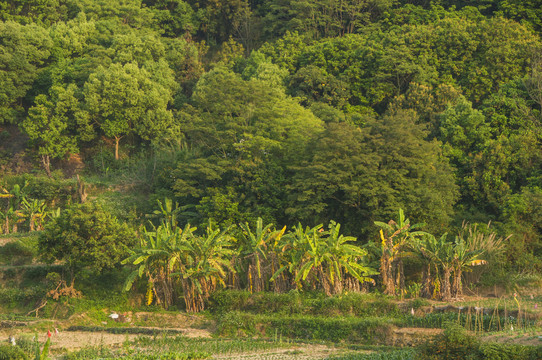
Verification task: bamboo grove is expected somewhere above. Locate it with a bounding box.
[121,201,508,312]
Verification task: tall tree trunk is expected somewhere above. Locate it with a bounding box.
[114,136,120,160]
[41,154,51,178]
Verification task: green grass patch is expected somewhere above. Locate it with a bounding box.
[216,311,398,343]
[133,336,294,355]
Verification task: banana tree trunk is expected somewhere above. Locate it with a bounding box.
[380,245,395,296]
[421,264,433,298]
[452,267,463,298]
[396,258,405,298]
[441,267,452,301]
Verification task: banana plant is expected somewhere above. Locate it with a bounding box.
[122,223,195,307]
[21,198,47,231]
[375,208,425,296]
[272,221,376,295]
[173,224,236,312]
[239,217,285,293]
[451,237,485,298]
[271,223,322,291]
[0,206,18,234]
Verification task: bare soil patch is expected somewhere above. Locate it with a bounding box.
[213,344,350,360]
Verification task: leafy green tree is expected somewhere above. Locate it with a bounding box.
[163,36,205,100]
[288,111,458,237]
[287,65,351,109]
[0,21,52,124]
[463,133,542,214]
[110,30,166,65]
[0,0,71,25]
[438,97,492,174]
[188,0,253,45]
[173,67,323,224]
[496,0,542,32]
[39,202,135,284]
[49,13,98,60]
[502,187,542,271]
[461,17,539,103]
[81,62,175,159]
[73,0,156,29]
[260,0,393,40]
[21,84,85,177]
[144,0,199,37]
[479,78,535,137]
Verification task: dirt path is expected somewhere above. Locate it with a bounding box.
[3,327,213,354]
[213,344,352,360]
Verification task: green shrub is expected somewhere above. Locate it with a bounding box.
[39,202,136,277]
[419,323,480,360]
[407,298,429,310]
[216,311,257,337]
[479,343,531,360]
[0,345,28,360]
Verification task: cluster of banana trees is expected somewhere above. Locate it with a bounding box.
[123,200,377,312]
[270,221,377,295]
[376,210,508,301]
[122,199,234,312]
[0,183,52,233]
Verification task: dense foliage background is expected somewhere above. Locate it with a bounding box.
[2,0,542,297]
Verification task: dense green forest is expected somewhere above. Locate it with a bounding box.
[2,0,542,310]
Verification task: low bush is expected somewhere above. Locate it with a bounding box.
[418,322,542,360]
[419,323,480,360]
[0,345,28,360]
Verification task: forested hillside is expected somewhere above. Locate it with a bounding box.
[2,0,542,301]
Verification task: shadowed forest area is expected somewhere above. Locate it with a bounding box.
[3,0,542,359]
